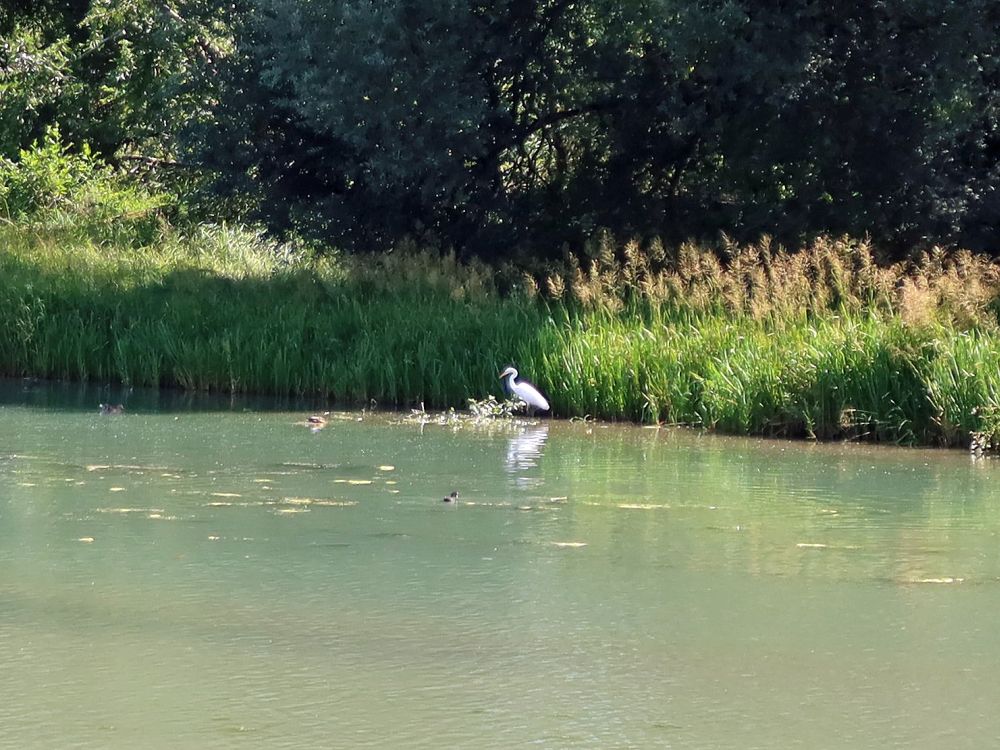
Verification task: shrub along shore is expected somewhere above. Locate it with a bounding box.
[2,209,1000,450]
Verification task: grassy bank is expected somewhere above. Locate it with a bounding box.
[2,212,1000,448]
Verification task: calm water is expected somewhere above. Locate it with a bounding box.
[2,383,1000,748]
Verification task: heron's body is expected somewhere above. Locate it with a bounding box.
[499,367,550,414]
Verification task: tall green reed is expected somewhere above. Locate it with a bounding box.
[3,217,1000,448]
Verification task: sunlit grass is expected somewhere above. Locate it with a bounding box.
[2,216,1000,448]
[0,219,537,406]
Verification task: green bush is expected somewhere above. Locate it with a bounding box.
[0,126,171,245]
[0,126,106,217]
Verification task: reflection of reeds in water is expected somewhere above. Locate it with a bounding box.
[3,220,1000,446]
[542,424,1000,585]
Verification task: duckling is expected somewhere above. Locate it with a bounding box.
[442,491,459,503]
[302,412,329,431]
[99,403,124,415]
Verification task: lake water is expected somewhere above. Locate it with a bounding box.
[2,382,1000,748]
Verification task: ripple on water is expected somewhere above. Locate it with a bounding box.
[4,396,1000,749]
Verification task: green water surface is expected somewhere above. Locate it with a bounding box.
[1,383,999,748]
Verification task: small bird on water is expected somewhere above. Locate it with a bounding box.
[443,491,459,503]
[499,366,550,415]
[297,412,330,432]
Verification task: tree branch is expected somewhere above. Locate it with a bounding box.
[477,98,621,169]
[117,154,200,170]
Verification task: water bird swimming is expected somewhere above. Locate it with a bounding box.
[301,413,329,432]
[443,491,459,503]
[99,403,124,415]
[499,366,550,415]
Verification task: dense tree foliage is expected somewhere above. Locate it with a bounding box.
[1,0,227,161]
[3,0,999,256]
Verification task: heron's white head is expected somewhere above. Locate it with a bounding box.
[499,366,518,381]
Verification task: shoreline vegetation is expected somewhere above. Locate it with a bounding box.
[5,4,1000,452]
[3,196,1000,451]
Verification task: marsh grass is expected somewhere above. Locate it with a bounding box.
[2,212,1000,448]
[0,218,540,408]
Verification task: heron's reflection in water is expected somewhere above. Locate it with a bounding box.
[504,423,549,490]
